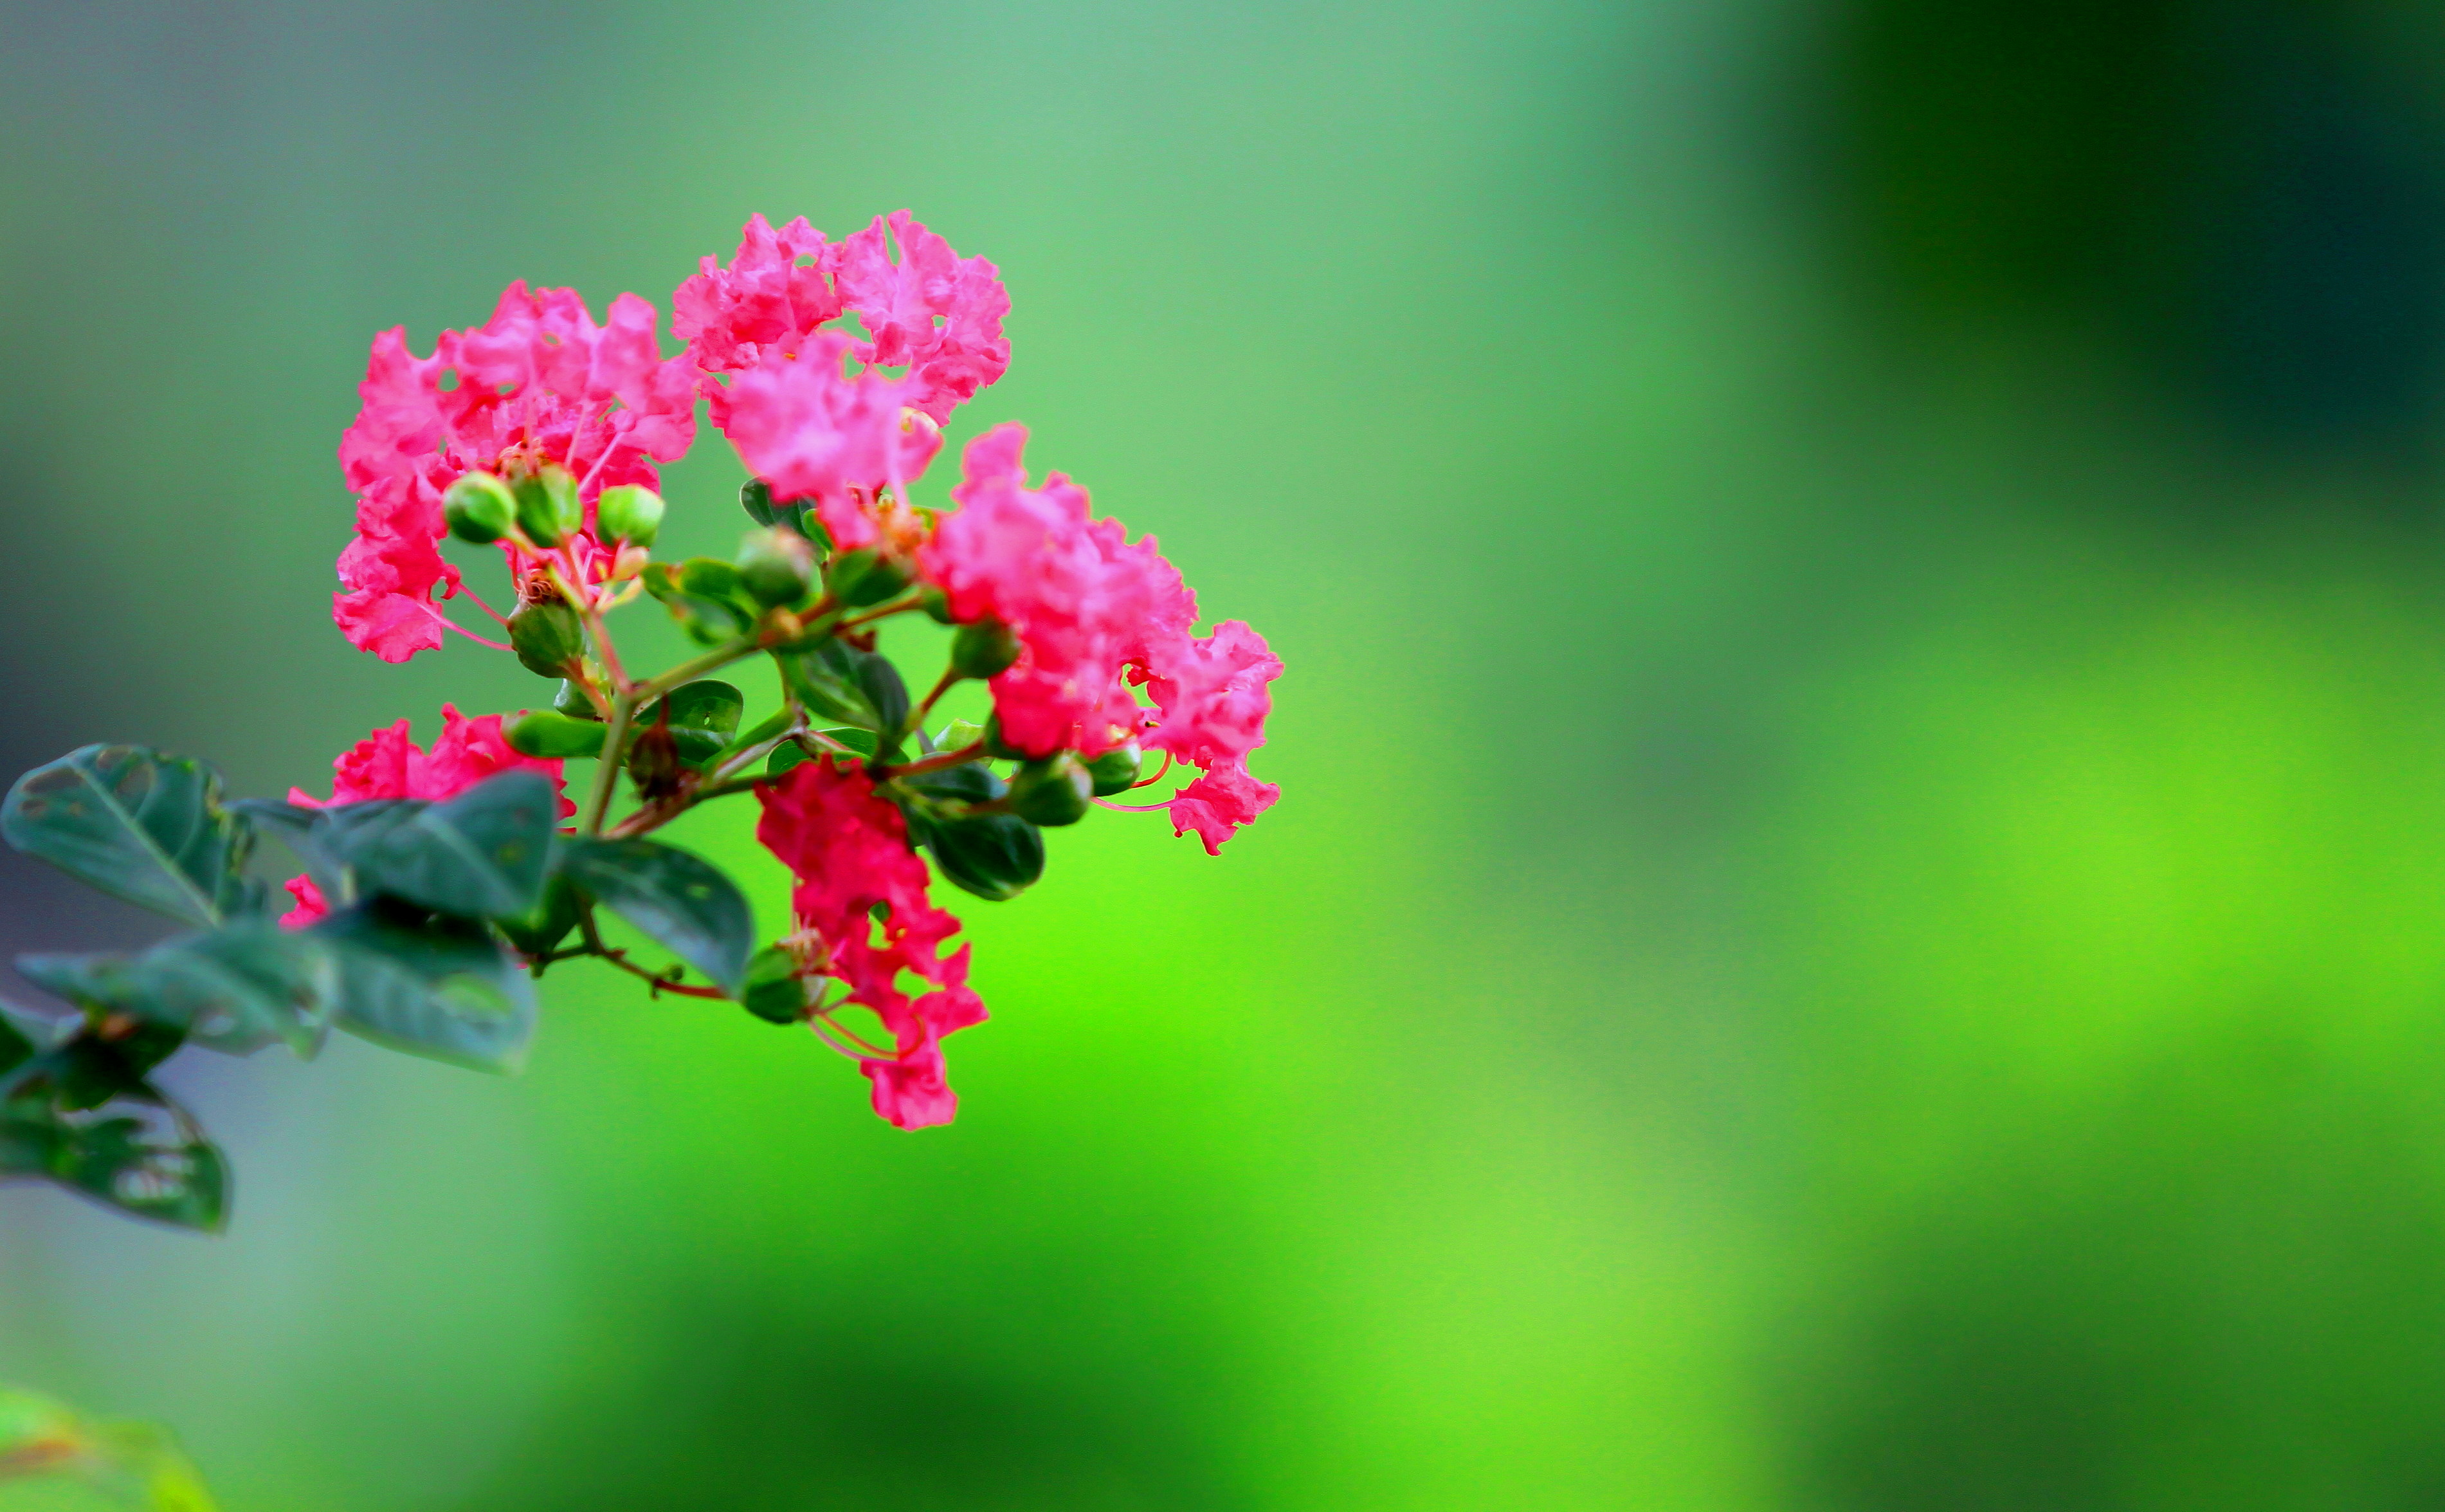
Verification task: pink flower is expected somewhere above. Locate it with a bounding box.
[832,210,1011,422]
[754,759,988,1129]
[1138,620,1281,772]
[671,213,842,375]
[1166,759,1281,856]
[921,424,1195,758]
[277,705,572,927]
[334,284,697,662]
[713,332,941,552]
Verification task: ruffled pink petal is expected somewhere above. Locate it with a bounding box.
[1168,760,1280,855]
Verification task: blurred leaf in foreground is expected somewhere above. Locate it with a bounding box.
[0,1386,215,1509]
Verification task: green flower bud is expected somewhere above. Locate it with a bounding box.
[442,471,516,544]
[595,484,664,547]
[737,527,816,608]
[1007,755,1092,827]
[825,548,911,608]
[740,477,779,527]
[919,585,954,624]
[513,466,581,547]
[552,678,603,720]
[509,602,586,678]
[1084,743,1142,797]
[506,709,609,760]
[740,945,812,1024]
[950,617,1023,679]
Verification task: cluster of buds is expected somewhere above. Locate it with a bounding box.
[312,212,1282,1127]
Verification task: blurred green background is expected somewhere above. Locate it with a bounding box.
[9,0,2445,1506]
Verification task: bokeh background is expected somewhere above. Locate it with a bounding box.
[8,0,2445,1506]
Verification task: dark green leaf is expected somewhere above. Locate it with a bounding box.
[900,763,1006,805]
[562,837,754,995]
[908,807,1044,902]
[3,745,262,927]
[346,771,557,920]
[0,1035,228,1230]
[652,679,745,736]
[18,922,334,1057]
[497,871,581,958]
[779,639,878,728]
[311,900,537,1072]
[47,1104,228,1231]
[857,655,911,741]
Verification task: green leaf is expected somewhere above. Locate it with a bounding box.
[643,561,758,646]
[907,808,1045,902]
[779,639,877,728]
[1,1046,227,1231]
[650,679,744,737]
[2,745,262,927]
[17,922,334,1057]
[779,641,909,743]
[310,900,538,1072]
[496,871,581,958]
[50,1106,229,1232]
[345,772,558,920]
[561,837,754,996]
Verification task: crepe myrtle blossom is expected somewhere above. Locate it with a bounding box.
[286,210,1277,1134]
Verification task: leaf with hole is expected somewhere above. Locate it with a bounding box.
[2,745,262,927]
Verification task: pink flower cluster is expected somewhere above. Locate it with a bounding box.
[324,211,1282,1126]
[278,706,570,927]
[336,286,696,662]
[756,760,986,1128]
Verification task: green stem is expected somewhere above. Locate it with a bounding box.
[581,695,633,835]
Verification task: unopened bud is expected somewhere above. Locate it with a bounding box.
[507,709,610,760]
[740,945,812,1025]
[737,527,815,608]
[626,722,685,800]
[826,547,910,608]
[513,466,581,547]
[918,585,954,624]
[595,484,664,547]
[552,679,603,720]
[950,617,1022,679]
[740,477,779,527]
[1007,755,1092,827]
[443,471,516,544]
[509,602,586,678]
[1084,743,1142,796]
